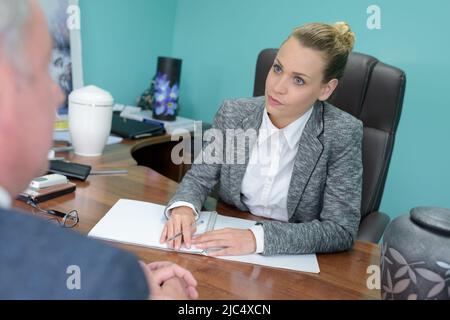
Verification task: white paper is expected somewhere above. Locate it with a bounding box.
[88,199,207,254]
[209,215,320,273]
[53,131,123,145]
[88,199,320,273]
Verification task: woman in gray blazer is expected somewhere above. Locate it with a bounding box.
[160,22,363,256]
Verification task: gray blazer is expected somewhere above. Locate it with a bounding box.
[167,96,363,255]
[0,208,149,299]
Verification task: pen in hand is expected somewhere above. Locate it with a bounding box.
[166,220,204,242]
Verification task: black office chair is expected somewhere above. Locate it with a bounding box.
[254,49,406,243]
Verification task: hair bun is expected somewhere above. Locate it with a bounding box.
[333,21,355,51]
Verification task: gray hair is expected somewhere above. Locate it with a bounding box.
[0,0,31,68]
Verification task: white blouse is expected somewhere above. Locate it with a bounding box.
[167,106,313,254]
[241,108,313,253]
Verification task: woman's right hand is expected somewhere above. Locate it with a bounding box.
[160,206,196,250]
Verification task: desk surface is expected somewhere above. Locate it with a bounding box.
[13,138,381,300]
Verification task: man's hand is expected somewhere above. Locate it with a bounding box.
[160,206,196,250]
[140,261,199,300]
[152,277,193,300]
[191,228,257,256]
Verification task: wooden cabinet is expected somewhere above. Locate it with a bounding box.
[131,123,211,183]
[131,139,192,182]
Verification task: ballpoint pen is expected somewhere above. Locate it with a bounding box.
[167,220,204,242]
[90,169,129,176]
[52,146,75,153]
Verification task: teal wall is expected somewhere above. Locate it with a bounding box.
[79,0,177,105]
[80,0,450,219]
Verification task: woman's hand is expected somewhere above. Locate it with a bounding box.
[159,206,196,250]
[191,228,257,256]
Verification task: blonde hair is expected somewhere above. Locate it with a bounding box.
[288,22,355,82]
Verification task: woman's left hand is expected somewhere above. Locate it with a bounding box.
[191,228,256,256]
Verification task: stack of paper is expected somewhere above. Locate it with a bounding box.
[119,105,196,134]
[53,131,123,145]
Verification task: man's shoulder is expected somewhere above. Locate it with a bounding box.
[0,208,118,256]
[0,208,148,299]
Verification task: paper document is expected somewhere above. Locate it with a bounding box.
[53,131,123,145]
[88,199,320,273]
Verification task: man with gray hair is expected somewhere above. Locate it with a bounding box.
[0,0,198,299]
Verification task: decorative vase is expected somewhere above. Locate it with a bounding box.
[381,207,450,300]
[68,85,113,157]
[137,57,182,121]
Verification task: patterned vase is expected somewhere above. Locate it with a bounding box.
[381,207,450,300]
[137,57,182,121]
[151,57,182,121]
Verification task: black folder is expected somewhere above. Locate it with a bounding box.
[111,114,165,139]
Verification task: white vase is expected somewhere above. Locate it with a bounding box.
[68,85,113,157]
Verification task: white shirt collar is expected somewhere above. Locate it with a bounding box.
[0,185,12,209]
[259,106,314,149]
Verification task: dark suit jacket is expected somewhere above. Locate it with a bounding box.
[0,208,149,299]
[167,97,363,255]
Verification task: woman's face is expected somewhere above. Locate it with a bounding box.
[265,37,337,128]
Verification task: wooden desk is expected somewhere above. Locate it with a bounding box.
[13,138,381,300]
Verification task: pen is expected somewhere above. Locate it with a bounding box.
[167,220,204,242]
[90,170,129,176]
[52,146,75,153]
